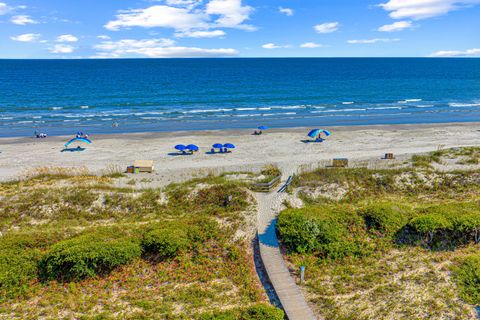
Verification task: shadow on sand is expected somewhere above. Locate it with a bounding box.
[258,218,279,248]
[61,147,86,152]
[167,152,193,156]
[301,139,324,144]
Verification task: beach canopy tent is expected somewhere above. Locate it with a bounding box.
[308,129,331,140]
[65,137,92,148]
[186,144,199,152]
[224,143,236,149]
[213,143,223,149]
[258,126,269,131]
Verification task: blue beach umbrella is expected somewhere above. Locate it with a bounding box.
[224,143,236,149]
[186,144,199,152]
[322,130,331,137]
[258,126,269,131]
[308,129,321,138]
[213,143,223,149]
[65,137,92,148]
[175,144,187,151]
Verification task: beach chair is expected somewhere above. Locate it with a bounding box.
[133,160,154,173]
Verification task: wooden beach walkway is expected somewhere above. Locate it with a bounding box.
[256,180,318,320]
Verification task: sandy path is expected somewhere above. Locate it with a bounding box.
[0,123,479,183]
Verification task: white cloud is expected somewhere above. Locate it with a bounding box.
[105,0,255,37]
[206,0,255,30]
[314,22,339,34]
[11,15,37,25]
[165,0,202,8]
[50,44,75,54]
[97,35,111,40]
[429,48,480,57]
[10,33,41,42]
[56,34,78,42]
[378,20,413,32]
[379,0,480,20]
[105,5,207,31]
[348,38,399,44]
[262,43,290,49]
[300,42,322,48]
[93,38,238,58]
[175,29,226,38]
[279,7,294,16]
[0,2,12,15]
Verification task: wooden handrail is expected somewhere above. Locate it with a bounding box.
[252,175,282,192]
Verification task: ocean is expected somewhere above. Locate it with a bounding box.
[0,58,479,137]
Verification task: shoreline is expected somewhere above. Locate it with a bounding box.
[1,122,479,183]
[2,121,480,142]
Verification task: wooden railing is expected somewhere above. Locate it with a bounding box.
[278,175,293,193]
[252,175,282,192]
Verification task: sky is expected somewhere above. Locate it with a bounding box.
[0,0,479,59]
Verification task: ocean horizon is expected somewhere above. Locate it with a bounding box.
[1,57,479,137]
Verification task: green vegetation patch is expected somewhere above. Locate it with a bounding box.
[199,303,284,320]
[0,173,270,319]
[278,205,373,260]
[283,156,480,318]
[142,227,189,259]
[453,253,480,305]
[39,232,142,282]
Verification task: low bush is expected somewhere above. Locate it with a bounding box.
[39,233,142,281]
[360,202,410,237]
[142,227,189,259]
[277,210,323,254]
[0,248,41,301]
[277,207,370,259]
[198,304,284,320]
[241,304,284,320]
[453,253,480,304]
[407,214,452,243]
[403,203,480,247]
[452,214,480,243]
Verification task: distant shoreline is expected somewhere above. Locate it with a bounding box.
[2,119,480,139]
[1,121,479,142]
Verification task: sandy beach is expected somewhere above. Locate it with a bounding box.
[1,122,479,184]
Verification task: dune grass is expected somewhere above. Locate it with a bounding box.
[0,172,279,319]
[280,149,480,319]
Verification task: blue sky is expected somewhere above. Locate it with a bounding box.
[0,0,479,58]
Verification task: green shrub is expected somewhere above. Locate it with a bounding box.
[198,310,238,320]
[198,304,284,320]
[142,227,189,259]
[360,202,410,237]
[452,214,480,243]
[453,254,480,304]
[407,214,452,243]
[241,304,284,320]
[277,208,362,259]
[277,210,322,254]
[39,233,142,281]
[0,248,41,301]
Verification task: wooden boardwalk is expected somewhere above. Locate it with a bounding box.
[256,191,318,320]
